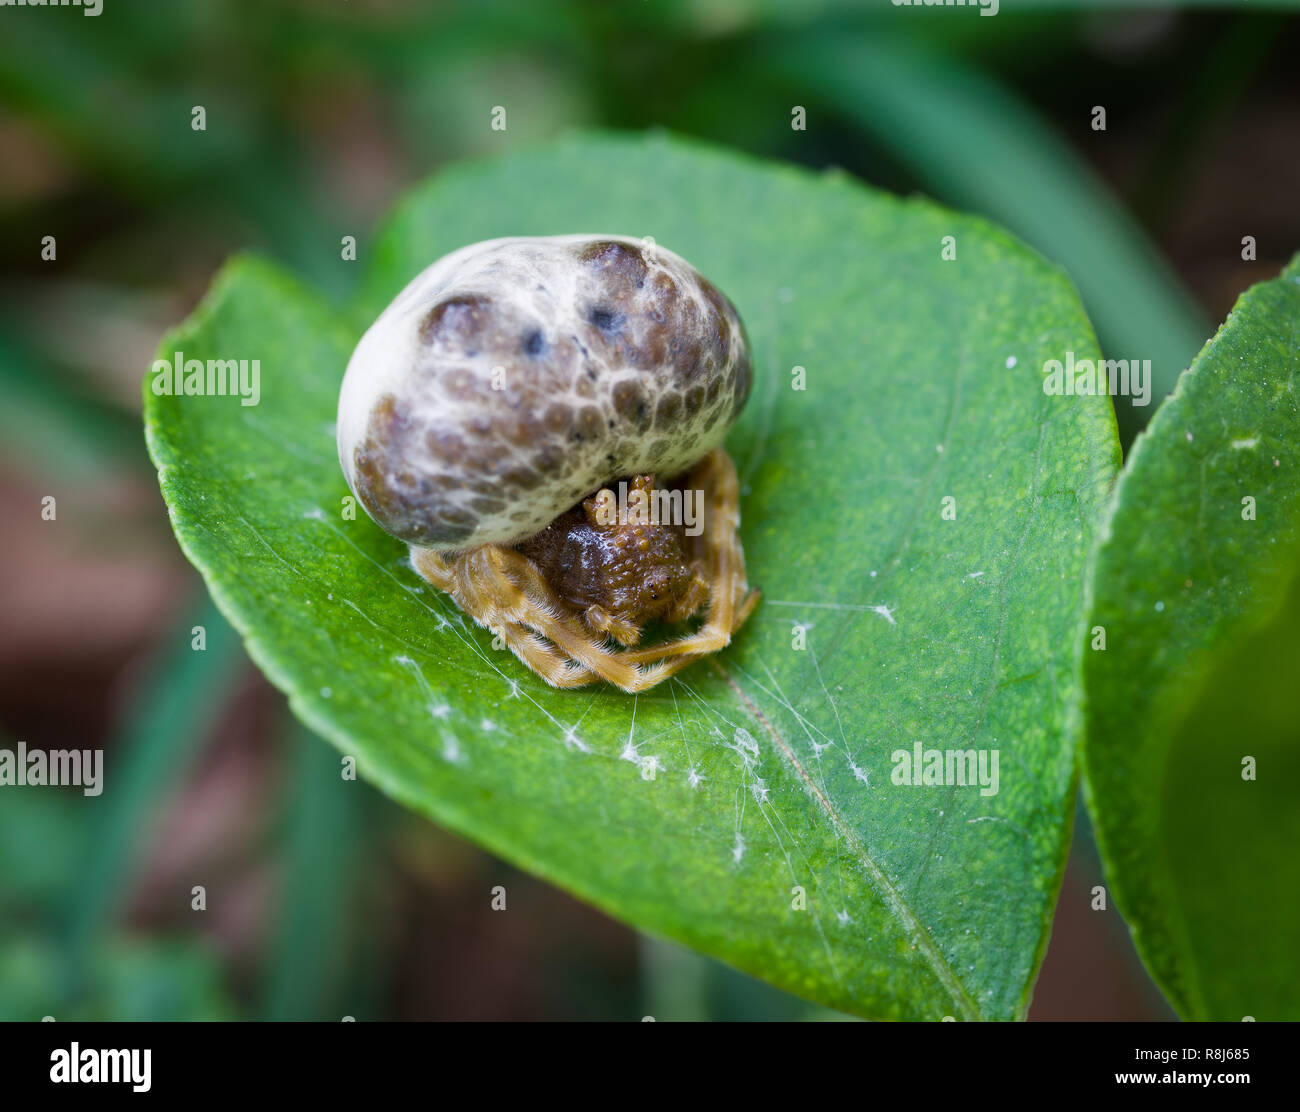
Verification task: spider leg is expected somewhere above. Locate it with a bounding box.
[413,545,599,686]
[492,623,600,688]
[481,546,679,692]
[409,478,755,694]
[409,545,455,591]
[619,447,759,664]
[414,543,676,692]
[583,604,643,648]
[663,572,709,624]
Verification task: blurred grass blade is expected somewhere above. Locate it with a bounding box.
[1130,13,1285,232]
[262,723,365,1021]
[62,603,243,957]
[639,935,711,1022]
[0,326,144,476]
[758,31,1210,432]
[0,20,252,194]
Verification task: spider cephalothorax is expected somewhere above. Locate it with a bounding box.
[338,234,758,692]
[516,473,710,646]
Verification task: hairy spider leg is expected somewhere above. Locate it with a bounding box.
[415,544,682,692]
[483,545,683,692]
[411,546,594,686]
[408,446,758,692]
[581,604,643,648]
[619,447,760,664]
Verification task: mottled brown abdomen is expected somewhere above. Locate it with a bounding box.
[337,235,752,552]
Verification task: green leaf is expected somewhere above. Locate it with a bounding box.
[145,132,1119,1020]
[1083,255,1300,1021]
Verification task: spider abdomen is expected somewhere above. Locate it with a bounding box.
[337,235,752,551]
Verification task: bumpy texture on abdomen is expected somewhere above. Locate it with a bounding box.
[337,235,752,551]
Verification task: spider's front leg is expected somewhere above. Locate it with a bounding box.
[583,604,643,648]
[620,448,759,665]
[418,548,586,683]
[493,623,598,689]
[664,573,709,625]
[481,546,666,692]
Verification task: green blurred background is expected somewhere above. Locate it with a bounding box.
[1,0,1296,1020]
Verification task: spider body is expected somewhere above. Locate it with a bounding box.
[515,474,709,645]
[338,235,758,692]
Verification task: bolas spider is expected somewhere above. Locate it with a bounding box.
[336,234,759,692]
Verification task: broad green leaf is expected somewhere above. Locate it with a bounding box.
[145,132,1119,1020]
[1083,255,1300,1021]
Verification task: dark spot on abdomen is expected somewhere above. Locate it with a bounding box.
[572,406,605,443]
[587,305,625,333]
[612,380,652,431]
[578,240,649,289]
[419,293,494,345]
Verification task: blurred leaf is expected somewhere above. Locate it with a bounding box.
[0,788,85,915]
[146,132,1118,1019]
[62,602,244,955]
[1083,255,1300,1020]
[0,20,255,195]
[639,933,858,1021]
[82,938,235,1021]
[639,935,710,1022]
[0,326,143,475]
[758,32,1210,433]
[0,934,233,1021]
[0,935,62,1021]
[262,723,367,1021]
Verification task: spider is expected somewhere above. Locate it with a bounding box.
[337,234,760,692]
[409,447,758,692]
